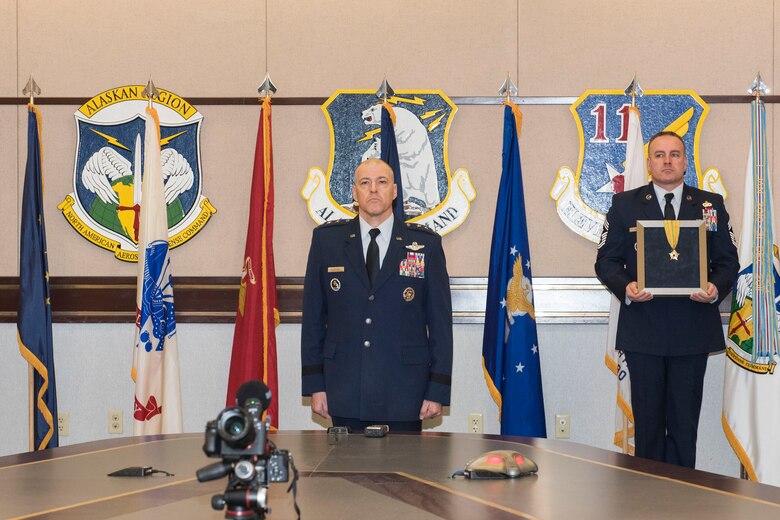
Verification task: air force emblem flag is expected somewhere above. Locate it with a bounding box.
[550,90,725,242]
[59,85,216,261]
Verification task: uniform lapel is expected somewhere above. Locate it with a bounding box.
[639,182,663,220]
[678,184,700,220]
[344,217,371,289]
[372,218,404,292]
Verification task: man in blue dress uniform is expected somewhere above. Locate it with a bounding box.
[595,132,738,468]
[301,158,453,432]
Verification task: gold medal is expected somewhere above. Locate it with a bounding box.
[664,220,680,260]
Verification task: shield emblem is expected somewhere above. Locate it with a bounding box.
[551,90,725,242]
[59,85,216,261]
[302,89,475,235]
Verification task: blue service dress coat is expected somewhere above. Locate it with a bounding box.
[595,182,739,356]
[301,217,453,422]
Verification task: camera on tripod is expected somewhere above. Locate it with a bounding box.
[196,380,297,520]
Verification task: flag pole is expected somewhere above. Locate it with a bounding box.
[258,72,276,101]
[621,75,641,455]
[498,72,518,105]
[142,78,159,110]
[22,75,41,451]
[743,72,767,481]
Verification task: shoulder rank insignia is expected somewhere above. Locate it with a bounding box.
[406,242,425,251]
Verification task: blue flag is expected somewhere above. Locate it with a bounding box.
[380,104,405,221]
[17,105,58,450]
[482,102,546,437]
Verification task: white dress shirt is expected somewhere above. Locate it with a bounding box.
[359,215,394,268]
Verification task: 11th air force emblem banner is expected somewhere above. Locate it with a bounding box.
[59,85,216,261]
[550,90,725,242]
[302,90,475,235]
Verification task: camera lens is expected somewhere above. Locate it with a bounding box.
[216,407,256,448]
[224,416,245,436]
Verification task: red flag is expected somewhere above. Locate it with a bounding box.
[226,97,279,428]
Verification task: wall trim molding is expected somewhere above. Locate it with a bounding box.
[1,276,730,324]
[0,95,768,107]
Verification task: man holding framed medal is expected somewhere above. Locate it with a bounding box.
[595,132,739,468]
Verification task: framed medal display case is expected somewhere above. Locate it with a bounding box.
[636,220,707,295]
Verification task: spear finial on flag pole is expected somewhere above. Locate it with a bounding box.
[624,76,643,107]
[22,75,41,105]
[748,73,769,100]
[258,73,277,99]
[375,77,394,103]
[498,73,518,102]
[142,78,159,109]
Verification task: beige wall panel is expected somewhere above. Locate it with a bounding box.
[272,105,332,276]
[268,0,518,96]
[0,0,17,96]
[518,0,773,95]
[2,107,18,273]
[16,0,266,97]
[436,104,503,275]
[698,103,754,241]
[165,105,255,275]
[520,103,600,275]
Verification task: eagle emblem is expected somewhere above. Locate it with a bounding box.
[506,255,535,323]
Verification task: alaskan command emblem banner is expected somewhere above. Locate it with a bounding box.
[60,86,216,261]
[551,90,725,242]
[723,99,780,487]
[302,89,475,235]
[18,104,59,450]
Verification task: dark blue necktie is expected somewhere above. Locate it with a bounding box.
[366,228,380,287]
[664,193,675,220]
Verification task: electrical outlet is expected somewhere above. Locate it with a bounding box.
[109,410,123,434]
[468,413,483,433]
[58,412,69,436]
[555,414,570,439]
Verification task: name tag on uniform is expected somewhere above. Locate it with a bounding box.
[400,252,425,278]
[328,266,345,273]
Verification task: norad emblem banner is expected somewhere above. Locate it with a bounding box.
[302,89,475,235]
[550,90,725,242]
[60,85,216,262]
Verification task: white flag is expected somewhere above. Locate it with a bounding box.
[131,106,183,435]
[605,106,645,454]
[723,99,780,486]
